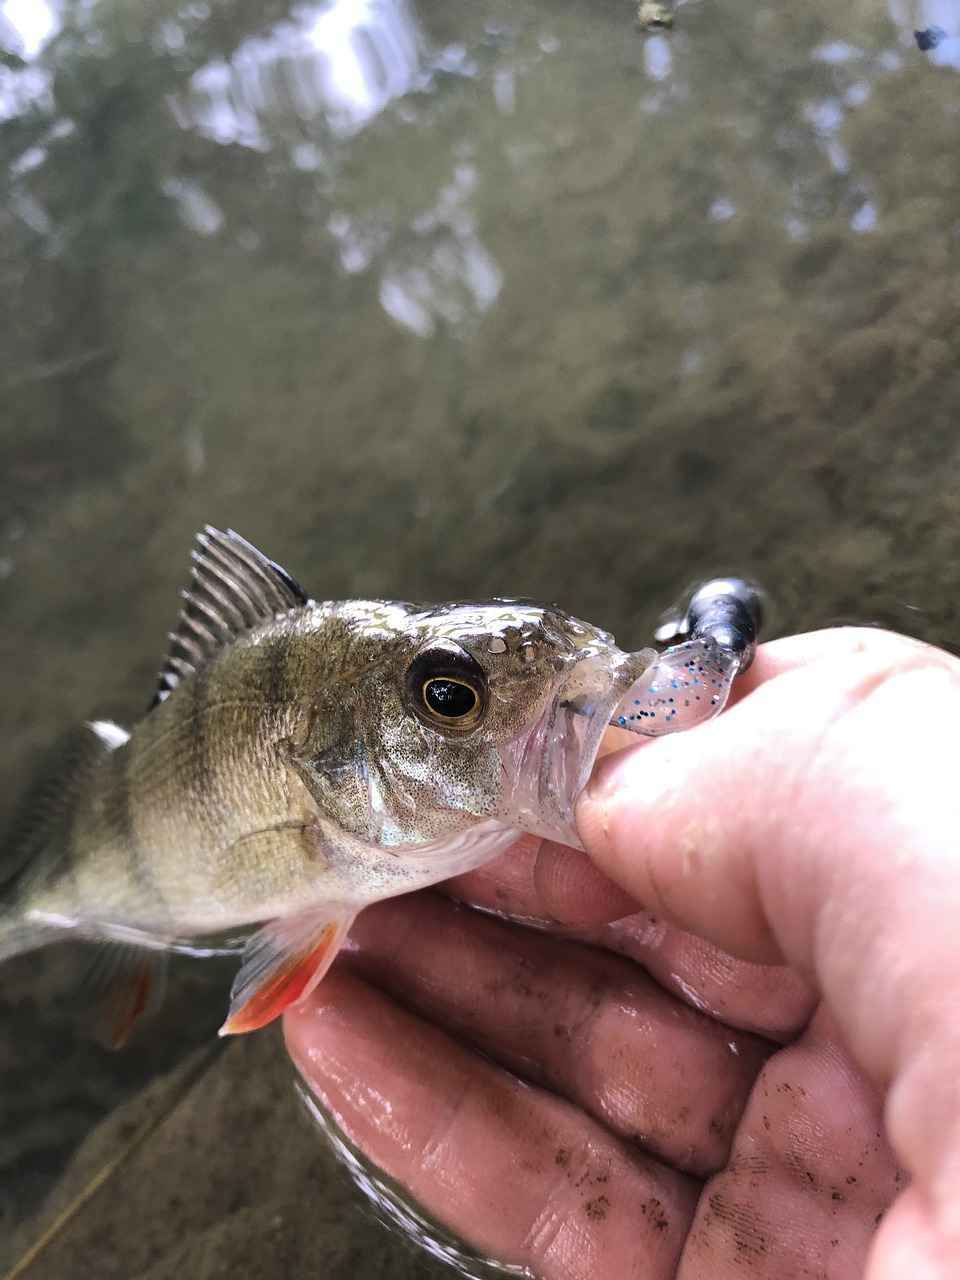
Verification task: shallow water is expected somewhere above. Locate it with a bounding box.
[1,0,958,1273]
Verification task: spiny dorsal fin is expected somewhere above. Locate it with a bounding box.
[151,527,309,709]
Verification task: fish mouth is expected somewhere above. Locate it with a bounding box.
[498,647,656,848]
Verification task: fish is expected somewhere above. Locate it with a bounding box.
[0,529,759,1045]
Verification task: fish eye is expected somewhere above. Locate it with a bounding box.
[422,676,479,722]
[407,646,486,731]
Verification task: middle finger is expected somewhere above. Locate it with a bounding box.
[344,892,772,1177]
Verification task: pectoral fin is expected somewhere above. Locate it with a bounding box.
[219,906,354,1036]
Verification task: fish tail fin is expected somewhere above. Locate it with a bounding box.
[0,719,130,957]
[0,851,61,959]
[1,720,170,1049]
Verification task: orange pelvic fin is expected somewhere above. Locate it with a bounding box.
[219,906,354,1036]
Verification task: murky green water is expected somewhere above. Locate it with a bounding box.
[1,0,958,1273]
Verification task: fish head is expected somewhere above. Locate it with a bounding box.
[300,599,654,850]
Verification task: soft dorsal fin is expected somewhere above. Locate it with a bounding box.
[151,527,309,708]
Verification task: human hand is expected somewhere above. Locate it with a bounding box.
[285,628,960,1279]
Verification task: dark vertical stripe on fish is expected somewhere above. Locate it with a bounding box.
[190,666,213,804]
[266,637,288,709]
[107,749,165,913]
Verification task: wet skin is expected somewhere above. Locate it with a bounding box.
[286,628,960,1280]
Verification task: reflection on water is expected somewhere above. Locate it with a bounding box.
[1,0,56,59]
[2,0,502,338]
[3,0,958,345]
[170,0,504,335]
[374,161,502,336]
[174,0,426,147]
[2,0,960,1273]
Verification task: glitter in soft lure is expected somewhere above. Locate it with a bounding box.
[611,638,740,736]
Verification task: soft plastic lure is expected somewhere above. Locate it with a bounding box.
[610,577,763,737]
